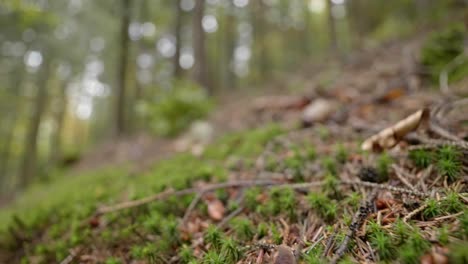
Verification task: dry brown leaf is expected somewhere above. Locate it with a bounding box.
[206,199,225,221]
[361,108,430,151]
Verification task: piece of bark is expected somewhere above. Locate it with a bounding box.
[361,108,430,151]
[274,245,296,264]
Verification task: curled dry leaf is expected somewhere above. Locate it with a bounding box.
[361,108,430,151]
[206,198,225,221]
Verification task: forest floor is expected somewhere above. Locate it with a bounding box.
[1,35,468,264]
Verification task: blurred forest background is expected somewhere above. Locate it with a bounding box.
[0,0,466,197]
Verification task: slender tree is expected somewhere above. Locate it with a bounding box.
[19,57,51,187]
[173,0,183,79]
[326,0,338,54]
[192,0,210,92]
[116,0,131,136]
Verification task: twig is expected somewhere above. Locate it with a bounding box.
[403,203,429,223]
[217,206,244,229]
[97,179,430,214]
[181,192,203,225]
[97,180,278,214]
[330,190,378,264]
[322,231,336,258]
[392,164,417,191]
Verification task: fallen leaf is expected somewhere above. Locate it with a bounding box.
[361,108,430,151]
[301,99,337,126]
[206,199,225,221]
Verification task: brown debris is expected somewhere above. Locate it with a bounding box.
[361,108,430,151]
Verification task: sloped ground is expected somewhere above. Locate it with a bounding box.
[1,36,467,264]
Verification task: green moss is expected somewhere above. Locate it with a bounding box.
[257,222,269,238]
[421,24,468,83]
[105,257,122,264]
[270,223,283,244]
[202,250,225,264]
[409,149,433,168]
[322,157,338,176]
[335,143,348,164]
[220,238,241,263]
[307,193,337,222]
[230,217,254,240]
[423,198,443,219]
[178,244,195,263]
[441,191,463,213]
[204,225,224,251]
[376,153,392,179]
[449,241,468,263]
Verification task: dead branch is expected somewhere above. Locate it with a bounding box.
[330,190,378,264]
[97,179,430,215]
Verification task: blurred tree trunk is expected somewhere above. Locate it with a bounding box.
[326,0,338,54]
[224,2,236,90]
[173,0,183,79]
[252,0,268,81]
[0,64,24,191]
[49,81,68,166]
[19,59,51,187]
[193,0,210,93]
[116,0,131,136]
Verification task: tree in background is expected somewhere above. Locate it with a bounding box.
[116,0,131,136]
[193,0,210,93]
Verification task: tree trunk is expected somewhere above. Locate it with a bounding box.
[116,0,131,136]
[173,0,183,79]
[192,0,210,93]
[19,59,51,187]
[49,81,68,166]
[0,65,24,192]
[224,2,236,89]
[327,0,339,54]
[252,0,268,81]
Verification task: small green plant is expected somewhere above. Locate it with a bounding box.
[270,223,283,244]
[449,241,468,264]
[202,250,225,264]
[244,188,261,211]
[369,230,396,260]
[322,157,337,176]
[178,244,195,263]
[423,198,443,219]
[204,225,223,251]
[105,257,121,264]
[307,193,337,221]
[257,222,269,238]
[393,218,411,243]
[335,143,348,164]
[220,238,241,263]
[307,144,317,160]
[438,225,450,245]
[376,153,392,179]
[230,217,254,240]
[441,191,463,213]
[398,229,431,263]
[409,149,433,168]
[459,210,468,238]
[435,146,462,181]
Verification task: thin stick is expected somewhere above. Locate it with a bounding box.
[217,206,244,229]
[182,192,203,225]
[392,165,417,191]
[97,179,429,214]
[97,180,278,214]
[330,190,378,264]
[403,203,428,223]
